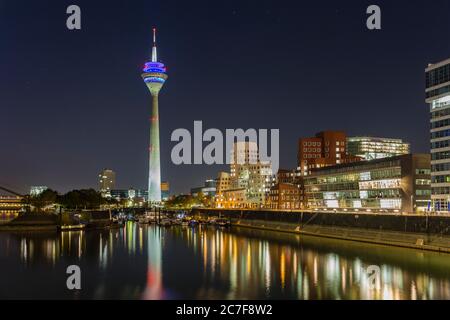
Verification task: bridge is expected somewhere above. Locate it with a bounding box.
[0,186,23,197]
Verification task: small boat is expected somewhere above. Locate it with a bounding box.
[181,219,189,227]
[59,224,86,232]
[208,218,217,225]
[216,218,231,227]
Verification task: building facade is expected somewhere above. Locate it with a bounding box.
[298,131,360,176]
[304,154,431,213]
[161,181,170,201]
[216,172,232,194]
[267,183,302,210]
[217,188,247,209]
[229,141,272,207]
[98,169,116,196]
[426,58,450,213]
[110,189,147,206]
[0,196,23,216]
[347,137,410,160]
[191,179,216,197]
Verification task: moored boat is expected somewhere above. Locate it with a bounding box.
[215,218,231,227]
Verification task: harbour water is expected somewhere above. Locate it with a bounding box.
[0,222,449,299]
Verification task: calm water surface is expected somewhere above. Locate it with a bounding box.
[1,223,450,299]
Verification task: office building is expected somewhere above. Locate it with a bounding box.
[98,169,116,196]
[426,58,450,213]
[298,131,360,176]
[304,154,431,213]
[191,179,216,197]
[347,136,410,160]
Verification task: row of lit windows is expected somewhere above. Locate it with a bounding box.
[431,151,450,161]
[431,106,450,119]
[431,129,450,139]
[431,140,450,149]
[432,175,450,184]
[0,212,20,216]
[432,163,450,172]
[0,204,22,208]
[303,141,321,147]
[426,65,450,88]
[416,179,431,185]
[426,85,450,99]
[307,168,401,186]
[320,189,401,200]
[432,187,450,195]
[310,198,402,210]
[416,189,431,196]
[431,118,450,129]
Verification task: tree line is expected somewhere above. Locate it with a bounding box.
[22,188,116,211]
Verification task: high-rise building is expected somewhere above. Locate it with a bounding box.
[347,137,410,160]
[98,169,115,195]
[298,131,361,176]
[229,141,272,207]
[426,58,450,213]
[230,141,259,186]
[142,28,168,203]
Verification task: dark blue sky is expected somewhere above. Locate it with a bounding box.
[1,0,450,195]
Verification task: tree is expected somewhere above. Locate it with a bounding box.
[59,189,107,210]
[25,189,58,212]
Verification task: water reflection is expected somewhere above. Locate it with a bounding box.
[0,223,449,299]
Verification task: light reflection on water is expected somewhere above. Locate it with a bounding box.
[0,222,449,300]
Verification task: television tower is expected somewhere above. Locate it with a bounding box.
[142,28,168,203]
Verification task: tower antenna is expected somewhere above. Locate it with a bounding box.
[151,27,158,62]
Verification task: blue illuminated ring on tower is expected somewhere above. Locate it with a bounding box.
[143,62,167,73]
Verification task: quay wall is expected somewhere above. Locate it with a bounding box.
[192,209,450,236]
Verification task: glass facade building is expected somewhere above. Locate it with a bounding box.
[304,154,431,213]
[426,58,450,213]
[347,137,410,161]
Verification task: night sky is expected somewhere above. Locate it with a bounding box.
[1,0,450,195]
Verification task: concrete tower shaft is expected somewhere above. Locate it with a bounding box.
[141,28,168,203]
